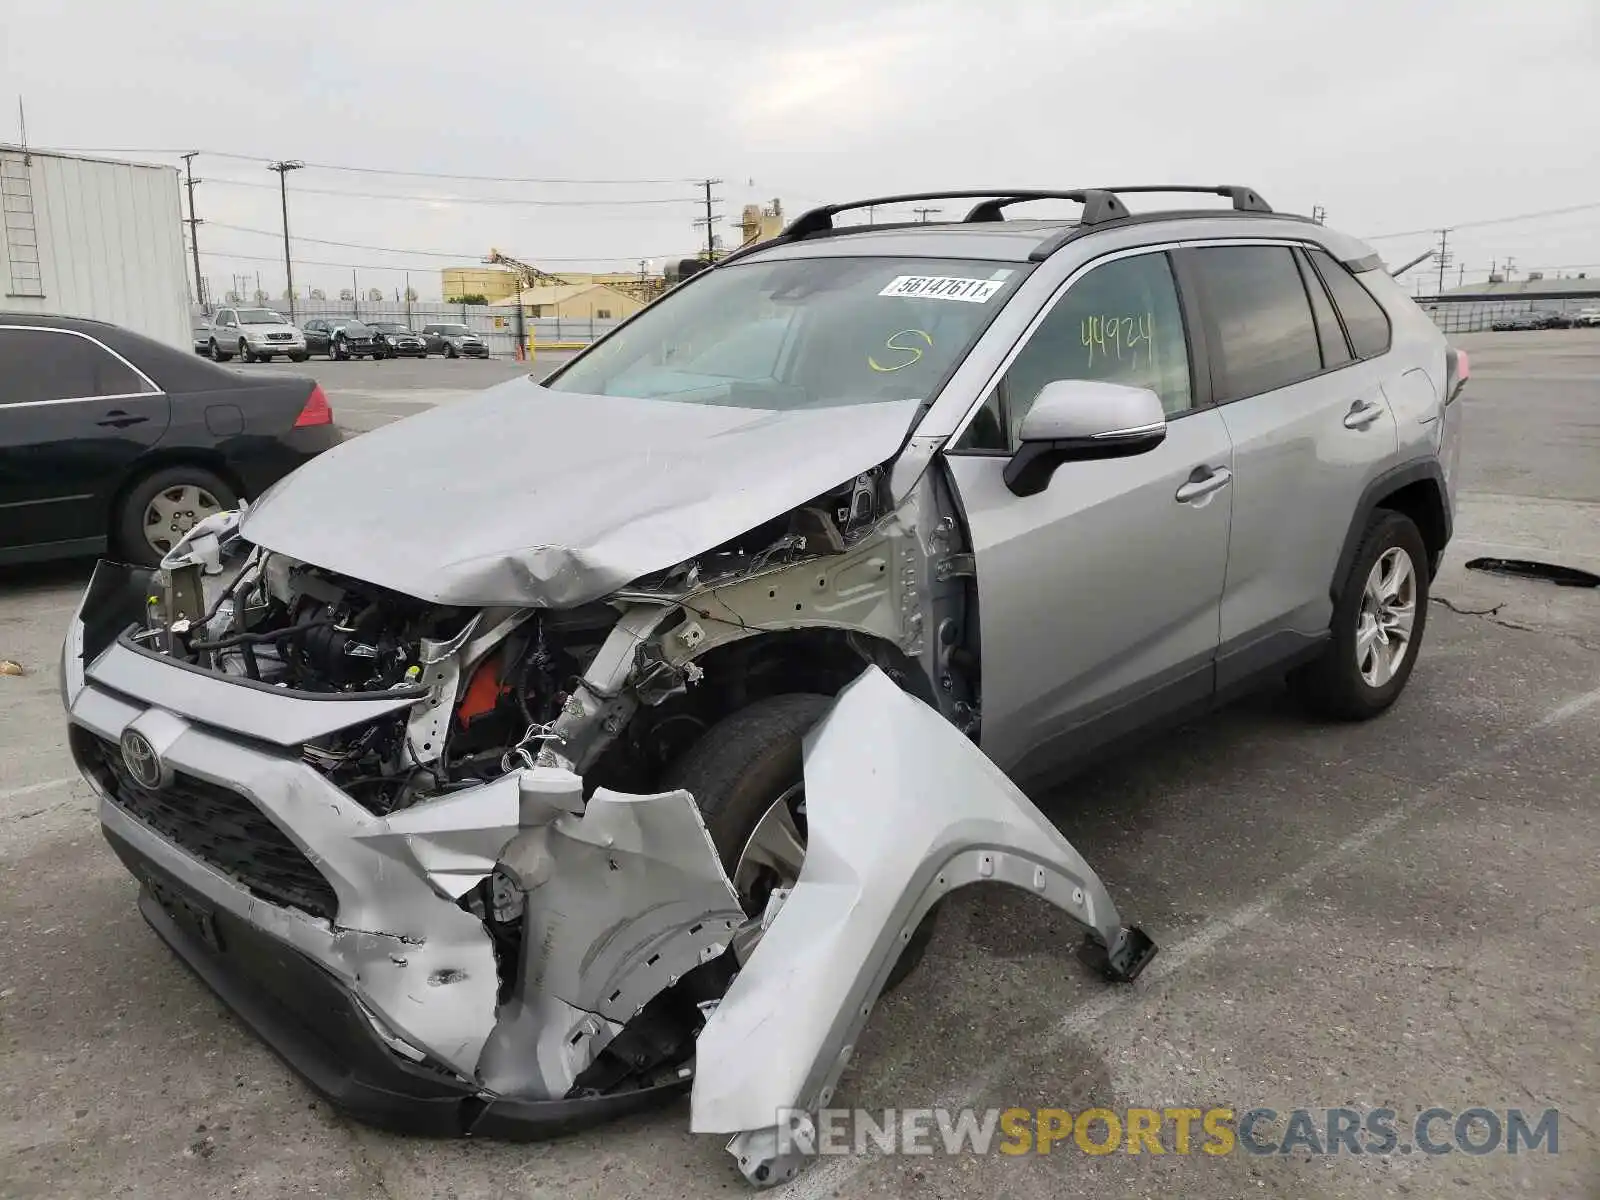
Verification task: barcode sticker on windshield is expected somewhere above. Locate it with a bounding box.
[879,275,1006,303]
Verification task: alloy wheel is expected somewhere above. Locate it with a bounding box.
[1356,546,1417,687]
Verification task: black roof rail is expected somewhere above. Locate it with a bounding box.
[713,184,1281,268]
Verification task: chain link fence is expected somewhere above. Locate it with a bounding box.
[1421,298,1598,334]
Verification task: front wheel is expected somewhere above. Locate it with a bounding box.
[289,352,309,362]
[1291,509,1430,720]
[662,694,936,991]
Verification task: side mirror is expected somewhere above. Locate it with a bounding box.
[1003,380,1168,497]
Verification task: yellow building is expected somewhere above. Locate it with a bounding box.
[494,282,646,321]
[440,266,520,303]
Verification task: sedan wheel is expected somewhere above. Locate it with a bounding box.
[144,483,223,558]
[209,339,225,362]
[115,466,240,568]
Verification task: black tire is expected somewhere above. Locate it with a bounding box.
[239,340,254,363]
[209,339,231,362]
[1290,509,1430,720]
[446,344,458,359]
[662,694,936,991]
[114,465,240,568]
[330,339,345,361]
[289,352,309,362]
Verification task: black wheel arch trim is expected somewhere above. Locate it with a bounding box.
[1330,458,1451,605]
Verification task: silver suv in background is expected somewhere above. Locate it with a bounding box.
[207,307,309,362]
[62,185,1463,1189]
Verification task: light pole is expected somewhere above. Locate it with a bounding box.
[267,160,304,320]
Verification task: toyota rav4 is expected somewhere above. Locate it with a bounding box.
[61,185,1464,1189]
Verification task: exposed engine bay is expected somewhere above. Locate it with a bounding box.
[143,469,915,818]
[70,465,1155,1189]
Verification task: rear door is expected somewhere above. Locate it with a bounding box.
[0,326,171,553]
[1175,242,1399,686]
[942,249,1234,775]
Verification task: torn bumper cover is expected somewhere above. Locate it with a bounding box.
[63,565,1154,1173]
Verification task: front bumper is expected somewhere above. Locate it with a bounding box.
[456,342,490,357]
[107,820,685,1137]
[249,340,307,354]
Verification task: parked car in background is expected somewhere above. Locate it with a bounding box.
[420,322,489,358]
[0,311,339,567]
[208,307,309,362]
[368,321,427,358]
[1572,308,1600,327]
[192,317,212,355]
[302,318,382,360]
[1491,311,1564,332]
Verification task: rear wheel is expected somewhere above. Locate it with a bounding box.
[115,466,239,568]
[1291,509,1429,720]
[208,339,231,362]
[662,694,936,991]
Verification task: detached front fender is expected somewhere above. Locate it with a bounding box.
[690,666,1155,1185]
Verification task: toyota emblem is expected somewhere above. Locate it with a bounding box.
[119,729,166,790]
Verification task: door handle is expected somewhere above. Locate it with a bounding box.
[1175,466,1232,503]
[1343,399,1385,429]
[96,410,148,429]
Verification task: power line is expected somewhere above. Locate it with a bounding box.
[204,178,700,206]
[30,146,695,186]
[200,221,682,264]
[198,247,684,273]
[1363,200,1600,241]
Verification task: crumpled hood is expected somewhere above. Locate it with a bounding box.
[241,376,922,607]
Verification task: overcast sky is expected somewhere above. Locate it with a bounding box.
[5,0,1598,300]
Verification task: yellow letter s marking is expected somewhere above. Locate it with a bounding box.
[869,329,933,372]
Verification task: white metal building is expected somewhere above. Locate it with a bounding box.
[1,145,191,350]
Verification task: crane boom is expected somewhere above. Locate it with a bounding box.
[485,248,570,289]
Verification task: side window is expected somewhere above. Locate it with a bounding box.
[0,329,152,403]
[1294,249,1352,369]
[1190,245,1321,401]
[1307,248,1392,358]
[955,252,1193,450]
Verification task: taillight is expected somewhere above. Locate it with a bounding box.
[1445,346,1469,404]
[294,383,333,427]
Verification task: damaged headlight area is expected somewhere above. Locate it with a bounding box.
[64,480,1155,1191]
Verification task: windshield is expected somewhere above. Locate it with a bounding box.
[545,256,1028,409]
[437,324,470,336]
[372,323,409,333]
[341,321,372,335]
[237,308,283,324]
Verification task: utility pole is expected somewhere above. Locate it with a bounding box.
[351,268,358,317]
[1434,228,1452,296]
[267,160,304,320]
[404,270,412,326]
[694,179,723,261]
[1311,205,1327,225]
[1503,255,1516,281]
[180,152,206,311]
[866,204,876,225]
[1459,263,1465,287]
[914,207,943,223]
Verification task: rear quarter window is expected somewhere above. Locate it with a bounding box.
[1307,248,1393,359]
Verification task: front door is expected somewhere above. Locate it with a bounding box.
[942,249,1233,775]
[0,326,171,554]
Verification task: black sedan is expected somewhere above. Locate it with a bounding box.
[0,311,341,568]
[368,321,428,358]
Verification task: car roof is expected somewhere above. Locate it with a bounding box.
[0,309,276,393]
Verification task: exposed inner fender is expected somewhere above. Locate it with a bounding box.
[689,665,1155,1184]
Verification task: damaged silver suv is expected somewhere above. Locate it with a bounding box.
[62,186,1464,1188]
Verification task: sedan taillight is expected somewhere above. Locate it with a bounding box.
[294,383,334,427]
